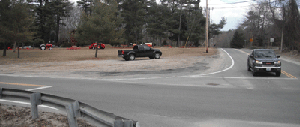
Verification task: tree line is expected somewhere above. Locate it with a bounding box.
[223,0,299,51]
[0,0,226,57]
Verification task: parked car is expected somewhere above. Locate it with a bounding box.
[89,43,105,49]
[118,44,162,61]
[247,49,281,76]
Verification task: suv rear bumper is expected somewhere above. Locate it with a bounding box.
[254,67,281,72]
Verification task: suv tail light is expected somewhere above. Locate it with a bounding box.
[122,50,124,54]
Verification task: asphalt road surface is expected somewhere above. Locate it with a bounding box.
[1,48,299,127]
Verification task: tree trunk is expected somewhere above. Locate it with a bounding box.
[17,42,20,58]
[3,43,7,56]
[95,42,98,58]
[13,41,16,52]
[56,15,60,45]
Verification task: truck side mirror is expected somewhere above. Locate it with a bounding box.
[250,54,254,58]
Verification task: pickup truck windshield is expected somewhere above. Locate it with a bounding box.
[255,50,276,58]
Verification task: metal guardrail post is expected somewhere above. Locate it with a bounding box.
[30,92,41,119]
[114,119,134,127]
[134,122,140,127]
[114,119,124,127]
[0,88,2,98]
[65,101,80,127]
[124,120,133,127]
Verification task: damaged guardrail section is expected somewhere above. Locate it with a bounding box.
[0,87,140,127]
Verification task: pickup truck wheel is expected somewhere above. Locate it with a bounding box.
[154,53,160,59]
[276,71,281,77]
[129,54,135,60]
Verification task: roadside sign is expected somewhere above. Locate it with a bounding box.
[250,38,253,42]
[270,38,274,43]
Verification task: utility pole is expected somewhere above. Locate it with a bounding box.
[178,2,182,47]
[205,0,208,53]
[280,4,285,53]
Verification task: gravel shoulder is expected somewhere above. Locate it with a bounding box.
[0,104,95,127]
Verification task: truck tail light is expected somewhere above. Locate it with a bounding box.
[122,50,124,54]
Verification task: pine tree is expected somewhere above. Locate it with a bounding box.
[230,31,244,48]
[75,0,124,57]
[120,0,147,44]
[0,0,34,56]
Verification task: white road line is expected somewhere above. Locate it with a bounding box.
[103,77,161,81]
[221,48,235,72]
[0,99,58,110]
[25,86,52,91]
[187,48,235,77]
[280,57,300,66]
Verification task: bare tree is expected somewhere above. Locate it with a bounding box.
[59,6,82,46]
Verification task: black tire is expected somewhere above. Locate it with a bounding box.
[129,54,135,61]
[124,57,129,61]
[276,71,281,77]
[253,71,257,76]
[247,62,251,71]
[154,53,160,59]
[149,56,154,59]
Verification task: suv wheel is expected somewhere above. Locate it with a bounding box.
[253,71,257,76]
[276,71,281,77]
[247,62,251,71]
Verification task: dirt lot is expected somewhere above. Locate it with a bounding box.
[0,47,217,65]
[0,47,218,77]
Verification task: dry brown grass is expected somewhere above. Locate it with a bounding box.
[0,47,217,65]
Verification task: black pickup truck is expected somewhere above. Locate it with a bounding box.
[118,44,162,61]
[247,49,281,76]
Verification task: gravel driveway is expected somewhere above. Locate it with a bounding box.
[0,50,221,79]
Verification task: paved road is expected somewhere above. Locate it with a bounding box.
[1,48,299,127]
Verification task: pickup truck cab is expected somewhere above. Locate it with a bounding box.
[247,49,281,76]
[118,44,162,61]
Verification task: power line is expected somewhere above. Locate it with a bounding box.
[209,0,252,5]
[201,6,250,9]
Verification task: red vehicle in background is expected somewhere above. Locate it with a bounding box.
[46,44,52,50]
[89,43,105,49]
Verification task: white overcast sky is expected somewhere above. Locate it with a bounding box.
[199,0,254,31]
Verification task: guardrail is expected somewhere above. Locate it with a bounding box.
[0,87,139,127]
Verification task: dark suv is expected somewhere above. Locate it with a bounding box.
[247,49,281,76]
